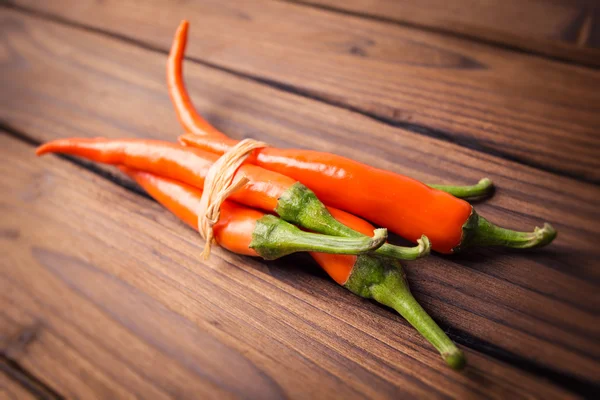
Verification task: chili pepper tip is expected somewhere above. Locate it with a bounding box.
[178,20,189,31]
[35,144,50,156]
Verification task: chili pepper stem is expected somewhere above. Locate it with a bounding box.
[371,282,465,370]
[457,211,557,251]
[250,215,387,260]
[429,178,494,200]
[277,183,429,260]
[344,256,465,369]
[384,235,431,260]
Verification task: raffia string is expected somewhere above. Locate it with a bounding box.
[197,138,268,259]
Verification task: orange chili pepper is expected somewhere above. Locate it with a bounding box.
[121,166,366,282]
[37,138,287,210]
[36,138,427,261]
[122,166,259,256]
[115,166,385,259]
[123,166,464,369]
[168,21,555,254]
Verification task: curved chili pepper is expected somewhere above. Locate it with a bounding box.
[124,167,465,369]
[36,138,429,261]
[167,20,227,138]
[167,20,493,202]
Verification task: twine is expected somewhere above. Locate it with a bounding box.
[197,138,268,259]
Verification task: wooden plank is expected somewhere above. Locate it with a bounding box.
[1,134,581,399]
[7,0,600,182]
[1,10,599,389]
[290,0,600,66]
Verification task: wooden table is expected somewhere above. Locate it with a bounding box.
[1,1,599,398]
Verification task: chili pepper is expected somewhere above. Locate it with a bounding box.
[167,20,493,202]
[167,20,227,139]
[180,134,555,253]
[114,167,385,258]
[124,166,465,369]
[36,138,429,261]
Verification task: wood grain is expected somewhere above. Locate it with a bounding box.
[0,370,36,400]
[7,0,600,182]
[289,0,600,66]
[2,134,582,399]
[1,10,599,391]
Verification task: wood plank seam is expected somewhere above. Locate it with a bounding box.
[3,1,599,186]
[4,128,599,398]
[0,356,64,400]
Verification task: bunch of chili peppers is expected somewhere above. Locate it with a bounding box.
[36,21,557,370]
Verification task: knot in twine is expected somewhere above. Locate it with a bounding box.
[197,138,268,259]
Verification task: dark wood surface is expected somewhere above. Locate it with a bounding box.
[1,2,599,399]
[290,0,600,66]
[7,0,600,183]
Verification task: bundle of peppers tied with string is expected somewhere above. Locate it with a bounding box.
[36,21,557,371]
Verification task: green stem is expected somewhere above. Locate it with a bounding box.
[344,256,465,369]
[276,183,429,261]
[379,235,430,260]
[457,211,557,251]
[250,215,387,260]
[428,178,494,200]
